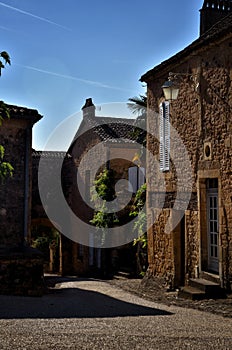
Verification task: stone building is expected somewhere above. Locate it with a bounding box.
[59,98,146,276]
[32,99,145,275]
[31,150,73,273]
[0,104,44,295]
[31,98,145,277]
[141,0,232,295]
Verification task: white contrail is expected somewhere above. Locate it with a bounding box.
[0,1,70,30]
[16,64,133,92]
[0,24,17,33]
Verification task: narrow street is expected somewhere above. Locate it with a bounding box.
[0,279,231,349]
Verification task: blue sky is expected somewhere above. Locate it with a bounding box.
[0,0,203,150]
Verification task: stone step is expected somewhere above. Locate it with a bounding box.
[178,286,206,301]
[189,278,226,298]
[189,278,219,291]
[200,271,220,284]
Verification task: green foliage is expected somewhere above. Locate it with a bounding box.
[90,168,118,244]
[128,93,147,155]
[0,161,14,183]
[0,51,11,76]
[0,101,10,125]
[0,145,4,159]
[127,93,147,116]
[0,144,13,183]
[90,201,119,229]
[129,183,147,276]
[132,183,147,210]
[91,168,116,201]
[132,211,147,247]
[130,183,147,246]
[31,226,60,261]
[32,236,50,258]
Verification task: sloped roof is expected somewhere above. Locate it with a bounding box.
[72,114,145,146]
[141,12,232,81]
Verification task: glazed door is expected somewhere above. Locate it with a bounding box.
[207,187,219,273]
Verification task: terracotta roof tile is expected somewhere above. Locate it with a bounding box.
[32,150,71,158]
[73,115,145,144]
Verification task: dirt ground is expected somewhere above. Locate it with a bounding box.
[45,274,232,318]
[2,278,232,350]
[107,276,232,319]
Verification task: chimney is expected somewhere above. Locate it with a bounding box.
[200,0,232,35]
[82,98,95,118]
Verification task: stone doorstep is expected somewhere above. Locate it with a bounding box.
[178,286,206,301]
[189,278,222,292]
[178,278,226,300]
[200,271,221,284]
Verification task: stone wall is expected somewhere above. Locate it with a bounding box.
[185,210,199,281]
[147,208,175,287]
[0,105,43,295]
[31,131,142,277]
[0,119,28,246]
[60,120,142,276]
[0,247,44,296]
[145,35,232,289]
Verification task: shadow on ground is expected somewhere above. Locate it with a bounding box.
[0,277,173,319]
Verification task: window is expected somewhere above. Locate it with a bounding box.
[159,101,170,171]
[128,166,146,193]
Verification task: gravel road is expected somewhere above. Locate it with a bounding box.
[0,278,231,349]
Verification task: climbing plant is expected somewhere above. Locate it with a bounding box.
[129,183,148,275]
[90,168,119,245]
[0,145,13,183]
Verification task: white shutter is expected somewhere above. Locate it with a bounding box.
[128,166,138,193]
[138,167,146,188]
[164,101,170,171]
[159,101,170,171]
[159,103,165,171]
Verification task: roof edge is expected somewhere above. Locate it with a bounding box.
[141,13,232,82]
[4,103,43,124]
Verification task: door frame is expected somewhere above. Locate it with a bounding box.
[198,171,222,279]
[206,182,219,273]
